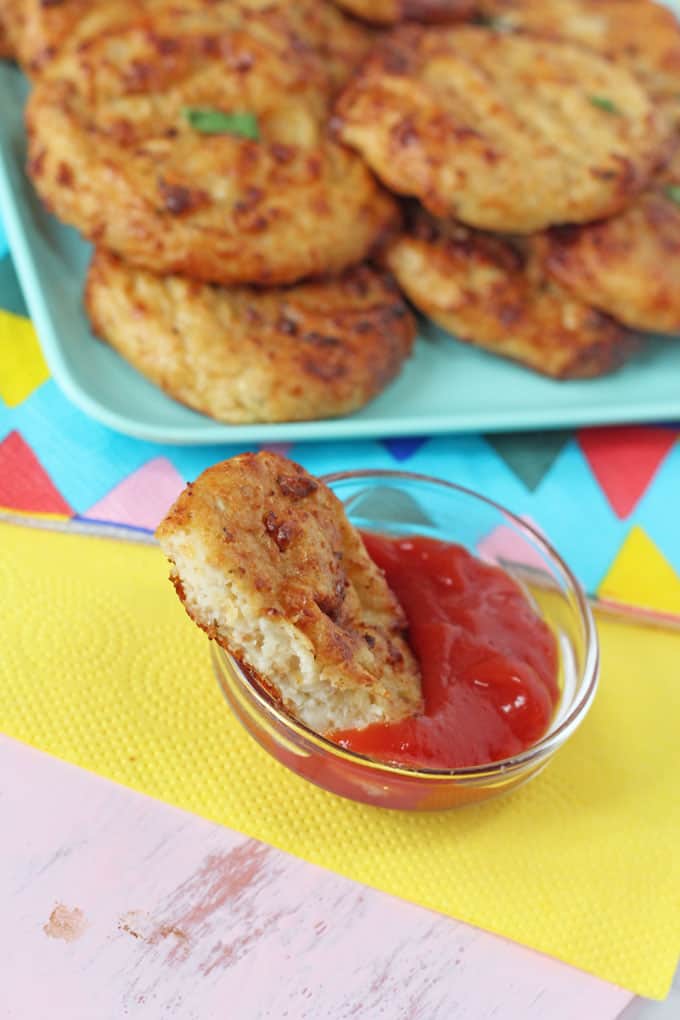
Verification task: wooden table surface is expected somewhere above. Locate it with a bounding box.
[4,733,676,1020]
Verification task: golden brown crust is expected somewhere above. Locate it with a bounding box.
[292,0,376,89]
[156,452,423,733]
[335,24,667,233]
[478,0,680,119]
[26,6,396,286]
[5,0,372,84]
[1,0,77,71]
[84,250,415,423]
[537,149,680,334]
[385,210,634,379]
[332,0,475,26]
[0,11,14,61]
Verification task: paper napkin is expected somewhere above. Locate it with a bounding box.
[1,523,679,998]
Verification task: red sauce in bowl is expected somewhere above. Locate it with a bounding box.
[333,534,559,769]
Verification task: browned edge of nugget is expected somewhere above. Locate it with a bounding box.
[0,17,14,61]
[84,250,416,424]
[334,0,476,26]
[534,146,680,335]
[385,211,636,379]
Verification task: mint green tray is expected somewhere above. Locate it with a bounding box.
[2,61,679,444]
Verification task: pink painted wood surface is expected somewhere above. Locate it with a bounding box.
[0,736,633,1020]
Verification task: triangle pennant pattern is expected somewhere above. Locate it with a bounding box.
[579,426,677,520]
[476,516,548,573]
[598,526,680,615]
[0,253,29,317]
[382,437,428,462]
[259,442,294,458]
[0,308,50,408]
[83,457,185,532]
[485,430,572,490]
[0,430,72,516]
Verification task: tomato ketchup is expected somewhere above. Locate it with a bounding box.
[333,533,559,769]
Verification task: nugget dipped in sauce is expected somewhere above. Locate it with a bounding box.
[157,453,423,735]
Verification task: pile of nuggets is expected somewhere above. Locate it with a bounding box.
[2,0,680,422]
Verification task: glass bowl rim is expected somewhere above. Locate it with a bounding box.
[215,468,600,781]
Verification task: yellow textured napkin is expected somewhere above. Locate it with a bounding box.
[2,522,679,999]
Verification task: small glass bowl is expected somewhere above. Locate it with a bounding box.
[212,470,599,811]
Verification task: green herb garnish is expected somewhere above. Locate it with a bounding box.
[664,184,680,206]
[588,95,621,115]
[182,108,260,140]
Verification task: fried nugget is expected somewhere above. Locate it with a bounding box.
[335,25,666,233]
[4,0,372,84]
[478,0,680,119]
[385,211,633,379]
[85,250,415,423]
[332,0,475,26]
[537,149,680,334]
[27,7,396,286]
[156,452,423,735]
